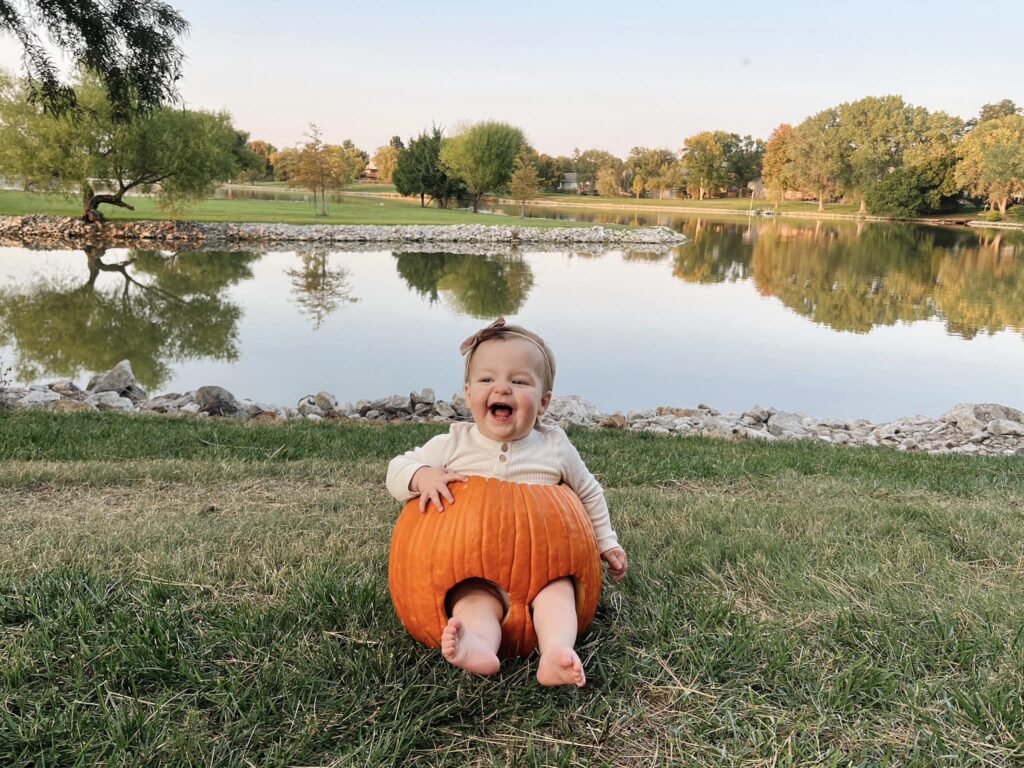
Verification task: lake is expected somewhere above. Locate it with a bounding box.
[1,210,1022,421]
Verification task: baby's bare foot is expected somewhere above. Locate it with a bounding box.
[536,647,585,687]
[441,618,500,676]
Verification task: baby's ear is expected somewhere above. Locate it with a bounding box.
[538,390,552,415]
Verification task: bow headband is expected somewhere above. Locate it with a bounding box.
[460,317,555,388]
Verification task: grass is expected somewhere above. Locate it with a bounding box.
[2,411,1023,765]
[0,190,609,229]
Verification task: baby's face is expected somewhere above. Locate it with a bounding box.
[464,338,551,442]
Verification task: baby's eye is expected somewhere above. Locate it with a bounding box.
[513,379,530,385]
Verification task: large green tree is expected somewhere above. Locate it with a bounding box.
[789,108,847,211]
[440,121,526,212]
[0,0,187,118]
[0,73,240,221]
[679,131,731,200]
[393,126,464,208]
[955,114,1024,215]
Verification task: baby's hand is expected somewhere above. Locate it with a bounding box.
[410,466,469,512]
[601,546,628,583]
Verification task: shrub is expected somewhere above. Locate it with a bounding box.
[1008,205,1024,222]
[982,209,1004,222]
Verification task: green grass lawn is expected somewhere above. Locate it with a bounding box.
[0,190,608,229]
[2,412,1023,765]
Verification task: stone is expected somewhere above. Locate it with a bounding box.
[546,395,603,426]
[434,401,457,419]
[50,399,98,413]
[48,379,81,396]
[743,405,771,424]
[626,409,655,421]
[941,403,1024,433]
[195,385,239,416]
[410,388,436,406]
[18,389,62,408]
[656,406,700,418]
[766,411,808,438]
[314,391,338,412]
[87,360,136,395]
[986,419,1024,437]
[250,411,279,424]
[85,391,133,410]
[697,403,721,416]
[599,414,627,429]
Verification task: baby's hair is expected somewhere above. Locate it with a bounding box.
[460,317,557,393]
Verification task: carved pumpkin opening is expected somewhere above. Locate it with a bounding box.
[444,578,509,621]
[389,476,602,658]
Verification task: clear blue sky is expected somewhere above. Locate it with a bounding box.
[1,0,1020,156]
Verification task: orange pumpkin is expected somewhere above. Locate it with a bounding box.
[388,476,603,658]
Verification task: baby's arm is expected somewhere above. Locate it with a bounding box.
[554,430,628,581]
[386,426,467,511]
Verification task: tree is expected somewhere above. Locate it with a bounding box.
[596,166,621,197]
[0,73,240,221]
[285,251,357,329]
[626,147,676,198]
[976,100,1020,125]
[572,148,620,195]
[509,150,541,216]
[723,134,765,194]
[271,146,301,182]
[287,124,358,216]
[231,130,267,183]
[955,114,1024,215]
[762,124,797,208]
[789,108,847,211]
[440,121,526,212]
[680,131,731,200]
[246,140,277,181]
[0,0,188,118]
[393,125,464,208]
[373,144,400,183]
[534,154,572,190]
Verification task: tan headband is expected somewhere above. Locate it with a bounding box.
[460,317,554,389]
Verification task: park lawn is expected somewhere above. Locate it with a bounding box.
[0,190,610,229]
[2,411,1023,766]
[525,192,865,215]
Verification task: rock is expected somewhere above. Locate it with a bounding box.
[50,399,98,413]
[434,401,457,419]
[250,411,279,424]
[697,403,721,416]
[986,419,1024,437]
[48,379,81,396]
[626,409,655,421]
[599,414,627,429]
[546,395,603,426]
[410,388,435,406]
[87,360,136,395]
[941,403,1024,433]
[742,405,771,424]
[18,389,62,408]
[766,411,809,438]
[314,391,338,412]
[656,406,700,418]
[123,383,148,403]
[195,385,239,415]
[85,391,133,410]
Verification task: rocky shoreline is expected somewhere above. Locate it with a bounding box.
[0,215,686,247]
[3,361,1023,457]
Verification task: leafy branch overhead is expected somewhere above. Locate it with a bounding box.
[0,0,188,118]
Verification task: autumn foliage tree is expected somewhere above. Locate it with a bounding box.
[955,114,1024,215]
[287,124,359,215]
[509,150,541,216]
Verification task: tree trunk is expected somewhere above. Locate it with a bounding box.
[818,193,825,212]
[520,201,526,218]
[473,192,481,213]
[999,197,1008,215]
[83,192,136,224]
[420,193,425,208]
[699,187,705,201]
[859,199,867,215]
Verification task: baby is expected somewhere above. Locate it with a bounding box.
[386,317,627,687]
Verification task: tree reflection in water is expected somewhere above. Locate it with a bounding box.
[285,251,358,330]
[393,252,534,318]
[670,218,1024,338]
[0,246,258,389]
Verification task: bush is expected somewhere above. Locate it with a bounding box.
[982,209,1004,222]
[1008,205,1024,222]
[864,168,928,218]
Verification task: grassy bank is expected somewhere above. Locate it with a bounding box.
[0,190,606,229]
[2,412,1023,765]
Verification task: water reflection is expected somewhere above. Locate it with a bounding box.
[393,252,534,317]
[286,251,358,329]
[0,247,255,389]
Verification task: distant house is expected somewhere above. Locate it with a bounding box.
[559,172,579,192]
[361,161,379,182]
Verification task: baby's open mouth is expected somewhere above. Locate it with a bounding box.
[489,403,513,420]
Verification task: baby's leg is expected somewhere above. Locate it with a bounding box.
[441,579,503,676]
[532,577,585,687]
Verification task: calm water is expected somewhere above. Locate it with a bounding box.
[1,212,1023,420]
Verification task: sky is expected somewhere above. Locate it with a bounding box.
[1,0,1021,157]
